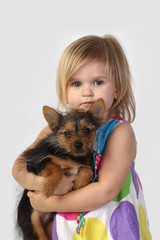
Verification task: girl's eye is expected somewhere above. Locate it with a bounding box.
[72,82,81,87]
[94,80,103,86]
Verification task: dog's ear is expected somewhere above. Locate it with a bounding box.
[88,99,105,122]
[43,106,61,130]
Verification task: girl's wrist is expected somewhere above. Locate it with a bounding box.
[47,195,61,212]
[25,174,43,191]
[33,175,45,192]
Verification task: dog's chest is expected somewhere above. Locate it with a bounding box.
[69,166,80,176]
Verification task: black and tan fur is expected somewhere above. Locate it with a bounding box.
[17,99,105,240]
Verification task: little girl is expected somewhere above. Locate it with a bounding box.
[12,35,152,239]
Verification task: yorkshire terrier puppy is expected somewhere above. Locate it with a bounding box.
[17,99,104,240]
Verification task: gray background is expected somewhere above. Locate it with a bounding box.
[0,0,159,239]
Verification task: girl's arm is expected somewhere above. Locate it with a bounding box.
[28,122,137,212]
[12,126,75,193]
[12,126,52,191]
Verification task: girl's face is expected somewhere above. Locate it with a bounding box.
[67,60,118,115]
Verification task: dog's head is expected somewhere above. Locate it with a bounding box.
[43,99,105,157]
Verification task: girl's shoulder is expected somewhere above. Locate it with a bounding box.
[111,115,135,139]
[99,115,133,133]
[37,125,52,140]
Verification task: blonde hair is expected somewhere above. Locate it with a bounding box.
[56,35,136,122]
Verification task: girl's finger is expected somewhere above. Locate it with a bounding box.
[69,175,76,182]
[27,190,35,198]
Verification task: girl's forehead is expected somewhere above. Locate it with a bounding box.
[70,60,108,79]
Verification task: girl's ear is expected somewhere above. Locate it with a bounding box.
[88,99,105,122]
[114,86,119,99]
[43,106,61,130]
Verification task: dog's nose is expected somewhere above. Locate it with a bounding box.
[74,141,83,149]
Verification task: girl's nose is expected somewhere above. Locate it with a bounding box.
[82,85,93,97]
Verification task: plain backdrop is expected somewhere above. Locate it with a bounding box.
[0,0,159,239]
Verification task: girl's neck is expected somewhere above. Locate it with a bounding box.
[103,111,115,123]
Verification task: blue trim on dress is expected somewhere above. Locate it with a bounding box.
[96,119,121,155]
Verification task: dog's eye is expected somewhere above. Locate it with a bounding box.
[64,132,71,137]
[83,128,90,134]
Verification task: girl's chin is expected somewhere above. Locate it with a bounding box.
[79,103,93,111]
[80,105,92,111]
[70,103,93,111]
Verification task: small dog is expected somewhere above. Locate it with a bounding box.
[17,99,104,240]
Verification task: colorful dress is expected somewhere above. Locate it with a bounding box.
[52,116,152,240]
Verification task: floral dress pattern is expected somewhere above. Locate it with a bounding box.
[52,116,152,240]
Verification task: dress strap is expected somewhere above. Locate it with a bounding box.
[112,115,126,122]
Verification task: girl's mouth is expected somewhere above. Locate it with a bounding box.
[82,102,93,105]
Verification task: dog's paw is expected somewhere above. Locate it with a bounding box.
[74,167,93,189]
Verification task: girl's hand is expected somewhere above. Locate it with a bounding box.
[27,174,75,212]
[53,174,76,195]
[27,190,52,212]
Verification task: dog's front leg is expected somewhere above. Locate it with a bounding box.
[74,166,93,190]
[40,162,64,197]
